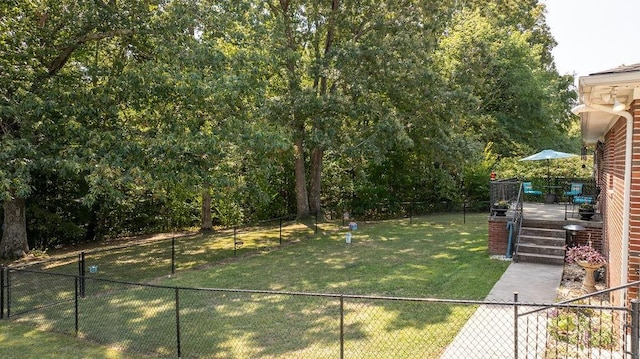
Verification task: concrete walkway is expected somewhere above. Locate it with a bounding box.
[440,262,564,358]
[485,262,564,303]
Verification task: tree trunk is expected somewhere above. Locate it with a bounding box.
[201,189,213,231]
[1,198,29,259]
[309,147,323,216]
[277,0,309,219]
[307,0,336,218]
[294,136,310,218]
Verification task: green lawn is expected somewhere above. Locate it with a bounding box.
[25,218,317,281]
[2,213,509,358]
[165,213,504,299]
[0,321,148,359]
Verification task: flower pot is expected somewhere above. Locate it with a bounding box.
[578,209,594,221]
[493,208,508,216]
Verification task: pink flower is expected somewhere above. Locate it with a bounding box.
[565,245,606,265]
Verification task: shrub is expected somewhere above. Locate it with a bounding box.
[565,245,606,265]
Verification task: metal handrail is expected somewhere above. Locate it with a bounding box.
[511,183,525,261]
[519,280,640,316]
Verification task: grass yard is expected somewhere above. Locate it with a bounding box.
[0,321,149,359]
[23,218,317,282]
[165,213,505,298]
[3,213,509,358]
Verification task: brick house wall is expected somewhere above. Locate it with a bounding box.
[601,99,640,305]
[574,227,604,251]
[603,117,625,305]
[629,100,640,300]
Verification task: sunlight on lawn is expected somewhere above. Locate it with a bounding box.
[5,213,508,358]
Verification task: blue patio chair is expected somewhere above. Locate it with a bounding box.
[564,183,583,203]
[522,182,542,198]
[573,195,594,205]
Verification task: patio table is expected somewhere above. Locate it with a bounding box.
[543,185,562,204]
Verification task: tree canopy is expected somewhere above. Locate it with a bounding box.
[1,0,578,258]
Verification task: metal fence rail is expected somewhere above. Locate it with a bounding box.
[517,301,629,359]
[12,215,313,282]
[11,207,485,288]
[2,268,638,358]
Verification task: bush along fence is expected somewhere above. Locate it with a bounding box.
[2,268,640,358]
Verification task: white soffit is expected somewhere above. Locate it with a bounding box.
[579,69,640,145]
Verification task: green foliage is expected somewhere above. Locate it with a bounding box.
[579,203,595,211]
[493,200,510,209]
[434,6,576,158]
[0,0,578,249]
[25,169,91,249]
[494,156,593,181]
[548,307,615,350]
[462,143,498,209]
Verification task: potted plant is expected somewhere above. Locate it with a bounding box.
[492,200,510,216]
[578,203,595,220]
[565,244,606,293]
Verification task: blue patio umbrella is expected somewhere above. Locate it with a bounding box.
[520,149,577,188]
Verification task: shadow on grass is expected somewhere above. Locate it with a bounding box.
[6,213,507,358]
[15,283,469,358]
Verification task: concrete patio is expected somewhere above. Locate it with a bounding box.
[519,202,602,223]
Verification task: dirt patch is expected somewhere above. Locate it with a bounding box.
[557,262,608,303]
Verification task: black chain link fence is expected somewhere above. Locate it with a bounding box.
[14,215,316,283]
[12,203,486,286]
[0,268,484,358]
[3,268,638,358]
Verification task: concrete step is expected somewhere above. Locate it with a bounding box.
[516,226,566,265]
[516,252,565,265]
[518,235,566,247]
[520,227,566,239]
[517,243,566,257]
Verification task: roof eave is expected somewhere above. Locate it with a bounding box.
[578,69,640,145]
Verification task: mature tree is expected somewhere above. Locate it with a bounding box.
[0,1,169,258]
[1,0,579,252]
[262,0,452,218]
[343,0,576,212]
[434,5,575,158]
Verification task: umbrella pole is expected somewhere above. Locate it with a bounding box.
[547,159,551,190]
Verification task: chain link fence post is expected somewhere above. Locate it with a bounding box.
[5,268,10,318]
[513,292,519,359]
[75,276,79,336]
[0,266,4,319]
[175,287,181,358]
[171,237,176,275]
[409,200,413,224]
[340,295,344,359]
[78,251,86,298]
[0,265,6,319]
[234,227,238,257]
[631,299,639,359]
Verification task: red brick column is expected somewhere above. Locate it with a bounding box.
[488,217,509,255]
